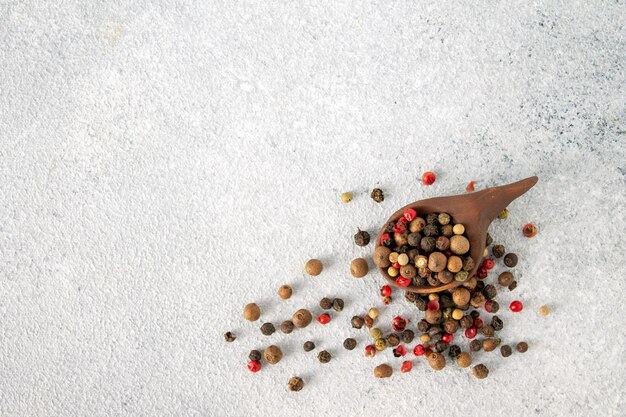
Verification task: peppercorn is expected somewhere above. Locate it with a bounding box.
[482,325,495,337]
[485,300,500,314]
[492,244,505,258]
[483,284,497,300]
[448,345,461,358]
[397,253,409,266]
[498,208,509,219]
[450,235,470,255]
[292,309,313,328]
[394,232,409,246]
[305,259,323,276]
[452,287,470,306]
[247,350,262,362]
[370,327,383,340]
[460,316,473,329]
[420,333,431,343]
[319,297,333,310]
[340,192,353,203]
[470,339,482,351]
[446,256,462,274]
[264,345,283,364]
[364,315,374,328]
[373,246,392,268]
[409,217,426,233]
[476,280,485,291]
[443,319,459,334]
[401,330,415,344]
[350,258,369,278]
[288,376,304,392]
[498,272,514,287]
[509,281,518,291]
[368,308,380,320]
[247,360,262,373]
[405,232,420,248]
[516,342,528,353]
[278,285,293,300]
[370,188,384,203]
[387,266,399,277]
[504,253,518,268]
[436,270,452,284]
[375,338,387,351]
[332,298,344,312]
[522,223,538,237]
[303,341,315,352]
[483,338,500,352]
[243,303,261,321]
[389,250,399,262]
[343,338,357,350]
[425,309,442,324]
[423,224,439,237]
[260,323,276,336]
[354,229,371,246]
[427,275,440,287]
[485,233,493,246]
[462,256,475,272]
[224,332,236,342]
[317,313,331,325]
[441,224,454,237]
[374,364,393,378]
[280,320,295,334]
[456,352,472,368]
[317,350,331,363]
[417,319,430,332]
[472,364,489,379]
[500,345,512,357]
[434,341,449,353]
[427,325,442,336]
[539,305,550,316]
[384,334,398,347]
[491,316,504,331]
[351,316,364,329]
[470,292,486,308]
[470,310,480,319]
[427,352,446,370]
[400,264,417,279]
[433,236,449,252]
[437,213,450,225]
[461,275,476,288]
[426,252,446,273]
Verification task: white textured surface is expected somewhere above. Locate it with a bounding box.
[1,1,625,416]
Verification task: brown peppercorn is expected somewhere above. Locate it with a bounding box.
[249,350,262,361]
[401,330,415,344]
[278,285,293,300]
[420,237,436,253]
[224,332,236,342]
[498,271,514,287]
[443,319,460,334]
[450,235,470,255]
[472,364,489,379]
[469,339,482,352]
[482,325,495,337]
[460,316,474,329]
[243,303,261,321]
[483,284,497,300]
[332,298,344,312]
[319,297,333,310]
[452,287,471,306]
[435,236,450,251]
[343,338,357,350]
[303,341,315,352]
[305,259,323,276]
[492,244,505,258]
[427,352,446,370]
[394,232,409,246]
[428,252,448,272]
[354,229,371,246]
[437,270,453,284]
[423,224,439,238]
[500,345,512,357]
[264,345,283,364]
[419,267,433,279]
[386,334,400,347]
[373,246,392,268]
[400,264,417,279]
[292,309,313,328]
[456,352,472,368]
[470,292,486,308]
[288,376,304,392]
[425,309,443,324]
[260,323,276,336]
[447,256,463,273]
[417,319,430,332]
[483,338,501,352]
[280,320,295,334]
[509,281,518,291]
[491,316,504,331]
[504,253,518,267]
[317,350,331,363]
[351,316,365,329]
[350,258,369,278]
[516,342,528,353]
[415,297,428,311]
[374,364,393,378]
[370,188,384,203]
[441,224,454,237]
[364,315,374,328]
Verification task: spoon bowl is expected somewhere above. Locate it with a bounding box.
[374,176,538,294]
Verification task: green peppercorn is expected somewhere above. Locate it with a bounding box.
[375,338,387,351]
[438,213,451,225]
[370,188,384,203]
[454,271,469,282]
[370,327,383,340]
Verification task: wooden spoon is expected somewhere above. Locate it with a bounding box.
[374,176,538,294]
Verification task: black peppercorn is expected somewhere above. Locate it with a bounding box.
[509,281,518,291]
[486,300,500,313]
[249,350,262,361]
[423,224,439,237]
[434,341,449,353]
[428,325,442,337]
[435,236,450,251]
[371,188,384,203]
[405,291,418,303]
[303,341,315,352]
[475,280,485,291]
[470,310,480,319]
[351,316,364,329]
[408,232,422,247]
[439,294,454,309]
[443,319,459,334]
[449,345,461,358]
[288,376,305,392]
[413,277,427,288]
[469,339,482,352]
[500,345,512,357]
[482,325,495,337]
[280,320,295,334]
[426,213,439,224]
[333,298,344,312]
[386,334,400,347]
[401,329,415,344]
[462,257,475,272]
[504,253,518,267]
[491,316,504,331]
[483,284,497,300]
[319,297,333,310]
[385,222,395,234]
[459,316,473,328]
[420,237,436,253]
[260,323,275,336]
[354,229,371,246]
[427,275,440,286]
[317,350,331,363]
[224,332,236,342]
[417,319,430,332]
[397,245,409,253]
[516,342,528,353]
[492,244,505,258]
[343,338,357,350]
[485,233,493,246]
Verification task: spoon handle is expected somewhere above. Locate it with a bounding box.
[473,176,539,229]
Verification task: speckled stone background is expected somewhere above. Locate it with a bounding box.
[1,1,625,416]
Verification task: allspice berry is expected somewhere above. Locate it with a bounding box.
[450,235,470,255]
[428,252,447,272]
[452,287,471,306]
[516,342,529,353]
[288,376,304,392]
[373,246,392,268]
[409,217,426,233]
[351,316,365,329]
[243,303,261,321]
[504,253,518,267]
[427,352,446,370]
[319,297,333,310]
[354,229,371,246]
[400,264,417,279]
[260,323,276,336]
[498,271,514,287]
[425,309,442,324]
[280,320,295,334]
[292,309,313,328]
[483,338,501,352]
[456,352,472,368]
[472,364,489,379]
[447,256,463,273]
[350,258,369,278]
[305,259,323,276]
[278,285,292,300]
[374,364,393,378]
[264,345,283,364]
[317,350,331,363]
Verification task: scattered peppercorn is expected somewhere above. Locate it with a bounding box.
[343,338,357,350]
[417,319,430,332]
[340,192,353,203]
[319,297,333,310]
[434,341,449,353]
[504,253,518,268]
[332,298,344,312]
[516,342,528,353]
[260,323,276,336]
[491,316,504,331]
[449,345,461,358]
[500,345,512,357]
[248,350,262,361]
[483,285,498,300]
[288,376,304,392]
[427,352,446,370]
[456,352,472,368]
[498,271,514,287]
[466,181,476,192]
[492,244,505,258]
[351,316,365,329]
[303,341,315,352]
[401,330,415,344]
[292,309,313,328]
[224,332,236,342]
[317,313,331,325]
[247,360,262,373]
[368,308,380,320]
[350,258,369,278]
[280,320,295,334]
[317,350,332,363]
[498,208,509,219]
[278,285,292,300]
[305,259,324,276]
[370,328,383,340]
[539,305,551,316]
[354,229,371,246]
[264,345,283,364]
[459,316,474,329]
[472,364,489,379]
[371,188,384,203]
[243,303,261,321]
[373,246,392,268]
[374,364,393,378]
[510,300,524,312]
[483,338,500,352]
[522,223,538,238]
[364,315,374,328]
[482,325,495,337]
[509,281,518,291]
[375,338,387,351]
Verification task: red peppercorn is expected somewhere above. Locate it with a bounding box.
[427,299,440,312]
[442,333,453,343]
[444,249,453,257]
[510,300,524,312]
[397,217,408,225]
[522,223,538,238]
[393,345,408,357]
[465,326,478,339]
[485,300,496,313]
[392,262,401,269]
[365,345,376,357]
[317,313,331,324]
[381,285,392,297]
[396,276,411,287]
[483,259,495,270]
[392,316,407,332]
[247,360,262,373]
[478,268,488,279]
[393,223,406,233]
[413,344,426,356]
[380,233,392,246]
[422,171,436,185]
[466,180,476,192]
[473,318,483,328]
[401,360,413,373]
[403,208,417,222]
